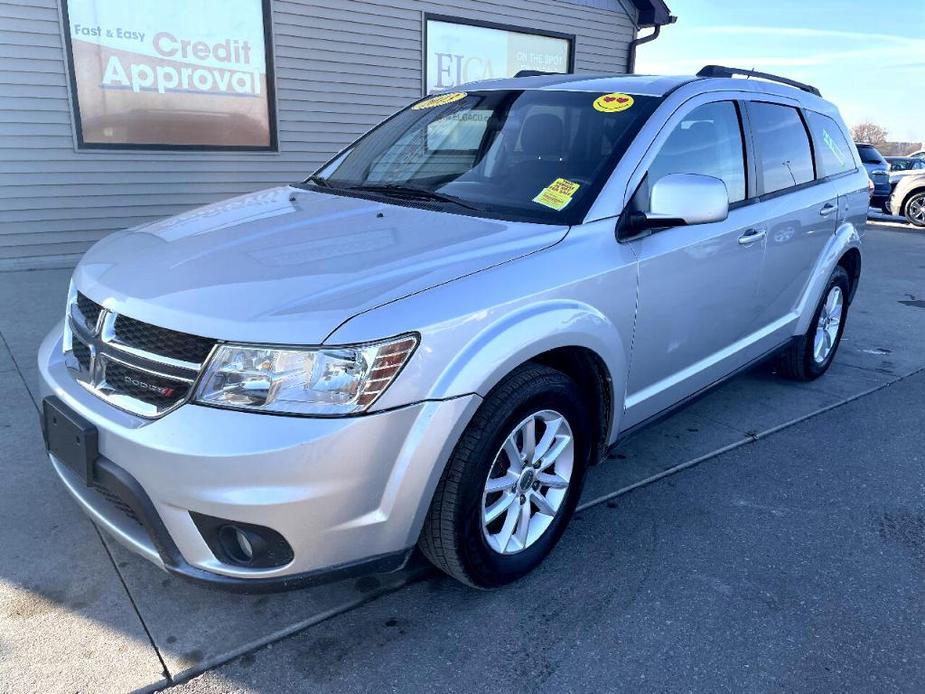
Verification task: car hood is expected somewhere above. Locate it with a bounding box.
[74,186,568,344]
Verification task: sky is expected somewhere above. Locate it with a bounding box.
[634,0,925,143]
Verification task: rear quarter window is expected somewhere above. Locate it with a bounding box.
[805,111,856,177]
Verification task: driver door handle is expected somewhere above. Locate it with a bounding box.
[738,228,766,246]
[819,202,837,216]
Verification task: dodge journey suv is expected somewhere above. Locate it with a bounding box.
[39,66,865,589]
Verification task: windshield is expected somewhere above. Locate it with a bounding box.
[306,89,660,224]
[857,145,885,165]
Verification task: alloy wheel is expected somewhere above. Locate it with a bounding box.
[813,285,843,364]
[480,409,574,555]
[908,195,925,225]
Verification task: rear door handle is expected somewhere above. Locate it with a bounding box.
[819,202,837,216]
[738,228,766,246]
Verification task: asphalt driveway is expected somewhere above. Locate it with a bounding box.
[0,223,922,693]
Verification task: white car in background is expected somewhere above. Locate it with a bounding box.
[885,156,925,186]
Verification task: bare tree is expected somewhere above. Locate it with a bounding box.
[851,122,888,146]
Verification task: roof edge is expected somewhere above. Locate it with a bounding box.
[630,0,674,27]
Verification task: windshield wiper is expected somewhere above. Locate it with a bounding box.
[349,184,481,212]
[304,174,332,188]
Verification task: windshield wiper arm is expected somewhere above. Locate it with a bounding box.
[304,174,332,188]
[350,184,480,212]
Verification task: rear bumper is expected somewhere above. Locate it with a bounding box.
[38,321,480,590]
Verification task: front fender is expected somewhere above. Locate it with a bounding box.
[430,299,626,423]
[794,220,862,336]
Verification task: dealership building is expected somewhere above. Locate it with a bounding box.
[0,0,673,269]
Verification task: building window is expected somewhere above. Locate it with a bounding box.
[62,0,277,150]
[424,15,574,95]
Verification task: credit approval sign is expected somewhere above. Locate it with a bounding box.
[63,0,274,149]
[425,17,572,94]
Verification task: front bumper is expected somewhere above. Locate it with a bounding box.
[38,322,480,589]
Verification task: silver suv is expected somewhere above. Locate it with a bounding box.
[39,66,866,589]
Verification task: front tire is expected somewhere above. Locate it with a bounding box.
[904,191,925,227]
[777,265,850,381]
[419,363,590,588]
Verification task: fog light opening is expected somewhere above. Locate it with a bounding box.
[218,524,264,565]
[234,527,254,561]
[192,512,294,569]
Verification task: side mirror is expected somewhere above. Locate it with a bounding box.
[629,173,729,233]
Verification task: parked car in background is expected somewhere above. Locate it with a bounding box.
[38,67,866,590]
[889,172,925,227]
[909,150,925,159]
[856,143,891,212]
[885,156,925,186]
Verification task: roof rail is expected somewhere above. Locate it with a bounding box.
[513,70,559,78]
[696,65,821,97]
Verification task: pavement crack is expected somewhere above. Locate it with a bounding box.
[92,525,173,686]
[0,327,38,415]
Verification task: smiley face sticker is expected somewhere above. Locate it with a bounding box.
[593,92,634,113]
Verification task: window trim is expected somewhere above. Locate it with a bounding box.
[648,99,751,207]
[618,98,752,239]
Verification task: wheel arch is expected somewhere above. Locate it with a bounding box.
[837,247,862,304]
[899,185,925,218]
[794,223,862,336]
[428,300,628,453]
[525,346,613,464]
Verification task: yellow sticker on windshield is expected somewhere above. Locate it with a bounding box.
[412,92,468,110]
[533,178,581,211]
[593,92,634,112]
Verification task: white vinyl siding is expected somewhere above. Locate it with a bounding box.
[0,0,637,269]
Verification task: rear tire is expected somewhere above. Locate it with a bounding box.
[419,363,590,588]
[777,265,850,381]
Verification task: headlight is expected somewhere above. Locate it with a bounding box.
[194,334,418,415]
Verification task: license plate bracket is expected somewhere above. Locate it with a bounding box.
[43,396,98,486]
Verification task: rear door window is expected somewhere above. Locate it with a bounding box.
[805,111,855,178]
[749,102,815,194]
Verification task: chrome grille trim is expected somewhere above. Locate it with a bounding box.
[64,294,211,419]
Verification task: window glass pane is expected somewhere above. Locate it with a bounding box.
[646,101,746,203]
[806,111,855,177]
[856,144,885,165]
[750,102,815,193]
[426,111,491,151]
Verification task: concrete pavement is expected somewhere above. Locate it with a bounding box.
[0,224,922,692]
[174,368,925,694]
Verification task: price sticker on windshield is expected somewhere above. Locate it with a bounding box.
[412,92,468,110]
[533,178,581,211]
[593,92,634,112]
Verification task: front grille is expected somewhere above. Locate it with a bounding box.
[65,293,213,418]
[113,314,216,364]
[103,359,190,409]
[72,339,91,372]
[76,292,103,331]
